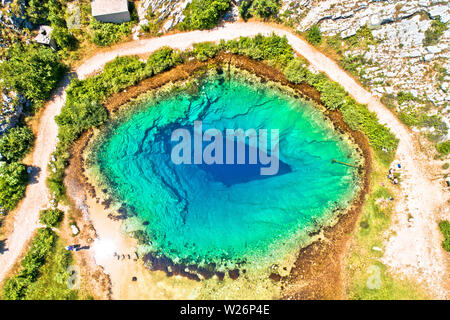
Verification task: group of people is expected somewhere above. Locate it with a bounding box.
[113,251,139,261]
[387,163,402,185]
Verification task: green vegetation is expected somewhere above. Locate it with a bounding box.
[1,226,79,300]
[439,220,450,252]
[146,47,183,75]
[283,55,398,163]
[25,0,78,51]
[0,162,28,213]
[24,240,79,300]
[0,126,34,163]
[346,164,428,300]
[180,0,231,30]
[341,102,398,165]
[39,209,64,228]
[423,19,447,47]
[340,54,368,79]
[345,26,377,49]
[0,43,64,107]
[90,19,134,47]
[52,26,78,51]
[48,48,182,198]
[436,141,450,156]
[193,42,221,61]
[284,58,309,83]
[239,0,280,20]
[26,0,51,25]
[224,34,294,67]
[2,228,55,299]
[306,25,322,45]
[396,91,416,105]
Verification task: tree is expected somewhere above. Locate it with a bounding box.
[56,100,108,144]
[307,25,322,45]
[239,0,252,20]
[26,0,50,25]
[0,44,64,106]
[181,0,231,30]
[145,47,182,75]
[48,0,67,28]
[52,26,77,50]
[0,126,35,162]
[250,0,279,19]
[0,162,28,212]
[39,209,64,227]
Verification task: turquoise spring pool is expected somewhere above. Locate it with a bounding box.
[91,70,361,269]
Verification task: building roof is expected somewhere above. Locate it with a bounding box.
[91,0,129,17]
[34,26,53,45]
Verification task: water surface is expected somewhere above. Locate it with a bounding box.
[93,72,360,268]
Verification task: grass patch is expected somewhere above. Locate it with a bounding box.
[438,220,450,252]
[22,239,79,300]
[345,157,428,300]
[423,19,447,47]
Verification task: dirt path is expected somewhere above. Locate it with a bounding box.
[0,22,448,298]
[0,76,70,281]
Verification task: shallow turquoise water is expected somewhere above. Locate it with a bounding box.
[94,72,359,267]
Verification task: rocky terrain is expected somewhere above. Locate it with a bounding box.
[135,0,449,141]
[283,0,449,140]
[0,0,30,136]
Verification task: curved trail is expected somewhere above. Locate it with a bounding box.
[0,22,448,298]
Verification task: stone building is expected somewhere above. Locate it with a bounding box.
[91,0,131,23]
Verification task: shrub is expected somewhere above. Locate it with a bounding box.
[52,26,77,50]
[239,0,252,20]
[90,19,133,47]
[396,91,415,105]
[1,228,56,300]
[192,42,220,61]
[0,126,35,162]
[1,277,31,300]
[340,54,366,76]
[436,141,450,156]
[423,19,447,47]
[315,79,348,110]
[249,0,280,19]
[307,25,322,45]
[26,0,50,24]
[145,47,182,76]
[39,209,64,227]
[345,26,376,48]
[0,44,64,106]
[180,0,231,30]
[284,58,309,83]
[0,162,28,212]
[341,100,398,164]
[439,220,450,252]
[225,34,294,67]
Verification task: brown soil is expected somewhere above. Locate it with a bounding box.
[64,132,112,300]
[66,54,371,300]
